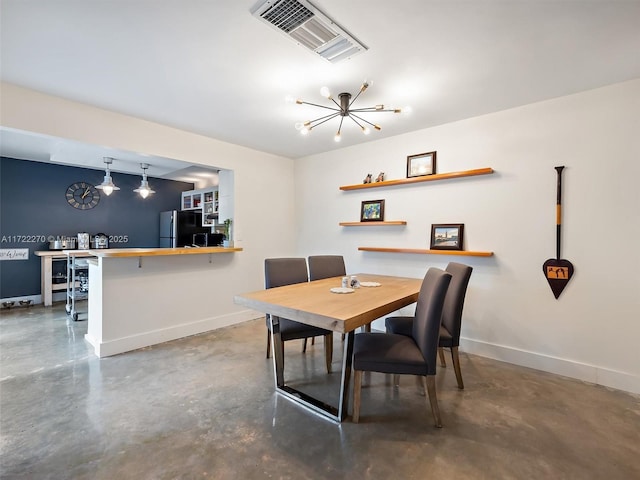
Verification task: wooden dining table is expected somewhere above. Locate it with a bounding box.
[234,273,423,422]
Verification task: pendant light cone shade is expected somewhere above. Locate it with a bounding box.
[96,157,120,196]
[133,163,155,199]
[294,82,406,140]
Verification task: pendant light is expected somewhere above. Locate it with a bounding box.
[133,163,155,199]
[95,157,120,196]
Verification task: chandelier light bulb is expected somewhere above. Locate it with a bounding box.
[294,122,304,131]
[139,187,150,199]
[362,127,370,135]
[334,132,341,142]
[320,86,331,98]
[300,127,309,136]
[102,184,114,196]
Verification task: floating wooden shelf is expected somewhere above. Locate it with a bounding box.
[339,221,407,226]
[340,168,494,191]
[358,247,494,257]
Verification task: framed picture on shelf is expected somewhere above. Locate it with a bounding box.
[407,151,437,178]
[430,223,464,250]
[360,199,385,222]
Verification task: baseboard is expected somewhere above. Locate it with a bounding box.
[84,309,259,358]
[460,337,640,395]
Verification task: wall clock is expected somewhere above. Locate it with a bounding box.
[65,182,101,210]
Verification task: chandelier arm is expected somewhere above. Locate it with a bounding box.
[349,113,381,129]
[347,114,365,129]
[309,113,341,129]
[308,111,342,125]
[298,100,340,112]
[329,97,343,109]
[350,107,398,113]
[336,116,345,134]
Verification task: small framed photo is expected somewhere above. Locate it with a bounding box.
[430,223,464,250]
[360,199,385,222]
[407,151,437,178]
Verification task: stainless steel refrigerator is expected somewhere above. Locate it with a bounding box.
[159,210,215,248]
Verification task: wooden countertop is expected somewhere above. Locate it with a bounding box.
[82,247,243,258]
[35,250,94,257]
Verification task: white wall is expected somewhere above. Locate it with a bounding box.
[294,79,640,394]
[1,82,298,326]
[4,80,639,394]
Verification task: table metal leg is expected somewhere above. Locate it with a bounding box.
[269,316,355,423]
[269,315,285,387]
[337,330,355,421]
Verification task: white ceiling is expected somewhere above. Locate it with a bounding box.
[1,0,640,178]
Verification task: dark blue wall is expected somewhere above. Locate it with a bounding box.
[0,157,194,298]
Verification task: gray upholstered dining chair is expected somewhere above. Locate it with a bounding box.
[352,267,452,427]
[264,258,333,373]
[307,255,346,281]
[308,254,349,339]
[385,262,473,389]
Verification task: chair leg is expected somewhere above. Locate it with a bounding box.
[415,375,425,395]
[451,346,464,389]
[353,370,363,423]
[341,333,345,342]
[393,374,400,387]
[311,337,315,345]
[266,329,271,359]
[324,333,333,374]
[438,347,446,367]
[302,338,307,353]
[423,375,442,428]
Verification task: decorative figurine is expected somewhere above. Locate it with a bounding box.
[363,173,372,184]
[375,172,385,182]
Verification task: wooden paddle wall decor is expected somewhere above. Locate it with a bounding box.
[543,166,574,299]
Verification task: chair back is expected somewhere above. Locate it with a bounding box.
[264,258,308,289]
[307,255,346,281]
[412,268,452,375]
[442,262,473,346]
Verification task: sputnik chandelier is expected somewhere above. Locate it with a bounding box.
[294,82,408,142]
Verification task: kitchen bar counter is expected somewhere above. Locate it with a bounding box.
[35,248,242,306]
[83,246,246,357]
[87,246,242,257]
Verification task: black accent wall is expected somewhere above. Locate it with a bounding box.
[0,157,194,298]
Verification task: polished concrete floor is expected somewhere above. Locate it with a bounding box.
[1,302,639,480]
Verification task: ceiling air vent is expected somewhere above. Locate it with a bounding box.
[251,0,367,63]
